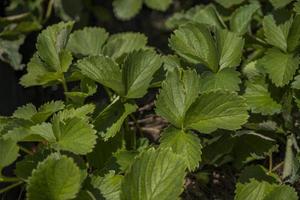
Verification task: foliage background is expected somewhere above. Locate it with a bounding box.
[1,0,300,199]
[0,0,207,116]
[0,0,208,199]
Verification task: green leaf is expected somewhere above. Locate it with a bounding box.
[113,149,139,172]
[185,92,248,133]
[20,21,74,87]
[259,48,299,87]
[162,55,181,71]
[160,127,202,171]
[30,123,56,142]
[27,154,81,200]
[76,55,124,95]
[216,29,244,70]
[243,81,282,115]
[269,0,294,9]
[20,54,62,87]
[0,36,25,70]
[121,148,186,200]
[67,27,109,56]
[65,80,97,105]
[232,131,277,168]
[287,15,300,52]
[0,139,19,172]
[87,134,123,171]
[123,50,162,98]
[94,99,137,141]
[10,101,64,124]
[263,15,292,52]
[230,3,260,35]
[165,12,190,30]
[53,0,84,21]
[238,165,279,184]
[169,23,219,72]
[235,179,298,200]
[155,69,201,128]
[292,74,300,89]
[242,60,266,81]
[202,134,235,166]
[264,184,298,200]
[52,117,97,155]
[31,101,65,123]
[0,20,41,37]
[15,150,50,180]
[215,0,245,8]
[199,68,241,93]
[202,131,277,168]
[294,1,300,14]
[113,0,143,20]
[103,33,147,59]
[55,104,95,121]
[2,127,35,142]
[73,190,96,200]
[165,5,224,29]
[13,103,37,120]
[191,5,224,29]
[235,179,273,200]
[92,171,123,200]
[36,21,74,72]
[144,0,172,11]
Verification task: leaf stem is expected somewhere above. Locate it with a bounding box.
[61,76,69,93]
[1,12,30,21]
[130,114,141,131]
[104,87,113,101]
[0,181,23,194]
[268,152,273,172]
[60,75,69,101]
[19,145,34,155]
[0,176,22,182]
[93,96,120,123]
[272,161,284,172]
[124,117,136,150]
[44,0,54,23]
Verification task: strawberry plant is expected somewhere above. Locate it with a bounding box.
[1,0,300,199]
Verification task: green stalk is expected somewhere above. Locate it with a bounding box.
[61,75,69,93]
[0,176,22,183]
[0,181,23,194]
[124,117,136,150]
[19,145,34,155]
[92,96,120,123]
[43,0,54,23]
[272,161,284,172]
[268,152,273,172]
[60,75,69,102]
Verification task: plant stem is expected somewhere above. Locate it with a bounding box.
[124,117,136,150]
[268,152,273,172]
[60,75,69,101]
[1,12,30,21]
[0,181,23,194]
[104,87,113,101]
[272,161,284,172]
[93,96,120,123]
[19,145,34,155]
[0,176,22,182]
[44,0,54,23]
[61,76,69,93]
